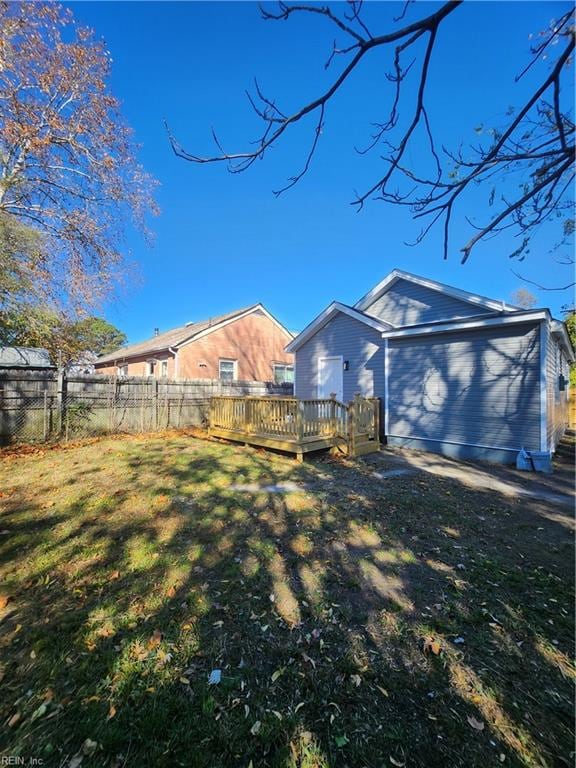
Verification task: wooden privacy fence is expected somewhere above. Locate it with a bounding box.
[0,370,292,444]
[570,391,576,429]
[209,394,380,460]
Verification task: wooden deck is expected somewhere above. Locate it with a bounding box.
[209,394,380,460]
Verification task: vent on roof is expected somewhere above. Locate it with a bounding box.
[187,317,214,327]
[154,328,159,336]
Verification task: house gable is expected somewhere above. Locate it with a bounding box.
[355,270,519,327]
[285,303,391,354]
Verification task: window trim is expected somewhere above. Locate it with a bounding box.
[219,358,238,382]
[272,362,294,385]
[118,364,128,377]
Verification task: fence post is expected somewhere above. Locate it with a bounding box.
[154,379,159,431]
[56,368,66,436]
[43,390,48,442]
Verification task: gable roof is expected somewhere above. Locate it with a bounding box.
[354,268,520,315]
[0,347,54,368]
[96,304,293,365]
[285,302,393,354]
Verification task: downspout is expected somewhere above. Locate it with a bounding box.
[168,347,179,379]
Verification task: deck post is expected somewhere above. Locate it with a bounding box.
[297,400,305,443]
[329,393,336,436]
[373,397,380,446]
[245,398,253,434]
[347,397,356,457]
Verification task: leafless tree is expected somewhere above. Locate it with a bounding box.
[167,1,575,271]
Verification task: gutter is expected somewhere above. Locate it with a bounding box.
[168,346,179,378]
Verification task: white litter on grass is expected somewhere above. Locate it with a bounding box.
[208,669,222,685]
[372,468,415,480]
[230,481,308,494]
[453,637,465,644]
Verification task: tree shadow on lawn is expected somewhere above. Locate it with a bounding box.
[0,435,573,768]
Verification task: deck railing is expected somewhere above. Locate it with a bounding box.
[209,393,379,449]
[209,395,350,440]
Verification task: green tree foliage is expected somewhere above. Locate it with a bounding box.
[564,308,576,386]
[0,309,127,366]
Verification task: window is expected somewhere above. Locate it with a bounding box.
[147,361,156,376]
[118,365,128,377]
[161,360,168,377]
[219,359,237,382]
[273,364,294,385]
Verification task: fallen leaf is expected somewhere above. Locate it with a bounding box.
[271,667,285,683]
[68,756,83,768]
[147,629,163,648]
[467,715,485,731]
[107,704,116,720]
[301,652,316,669]
[179,676,190,686]
[390,757,406,767]
[376,685,389,697]
[423,636,442,656]
[109,570,120,581]
[350,674,362,687]
[250,720,261,736]
[30,703,47,722]
[0,594,11,610]
[82,738,98,756]
[8,712,21,728]
[335,734,349,748]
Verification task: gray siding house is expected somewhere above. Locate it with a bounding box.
[286,269,574,464]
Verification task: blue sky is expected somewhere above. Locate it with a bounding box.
[70,1,575,341]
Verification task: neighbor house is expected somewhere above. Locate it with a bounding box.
[0,347,55,371]
[286,269,573,464]
[95,304,294,383]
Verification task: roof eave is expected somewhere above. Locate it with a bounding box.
[286,301,392,353]
[354,268,520,314]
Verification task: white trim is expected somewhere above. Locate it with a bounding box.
[550,319,575,362]
[179,304,294,349]
[381,310,549,339]
[286,302,392,353]
[219,358,238,382]
[169,346,179,379]
[317,355,343,401]
[272,362,294,385]
[540,321,548,452]
[384,338,389,436]
[386,433,522,454]
[354,268,520,314]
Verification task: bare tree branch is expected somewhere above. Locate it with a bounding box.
[169,1,575,265]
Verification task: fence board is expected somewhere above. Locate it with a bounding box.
[0,370,292,443]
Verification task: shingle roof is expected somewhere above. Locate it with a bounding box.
[96,305,259,364]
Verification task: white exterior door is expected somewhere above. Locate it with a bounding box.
[318,356,343,401]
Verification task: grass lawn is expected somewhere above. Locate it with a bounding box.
[0,432,573,768]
